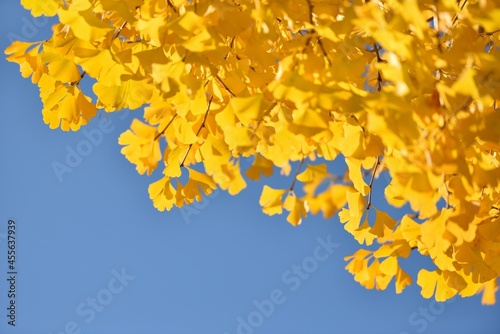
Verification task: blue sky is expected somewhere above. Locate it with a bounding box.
[1,2,499,334]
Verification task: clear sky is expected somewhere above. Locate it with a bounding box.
[1,2,499,334]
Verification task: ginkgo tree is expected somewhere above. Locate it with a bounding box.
[6,0,500,304]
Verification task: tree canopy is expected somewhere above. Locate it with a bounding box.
[6,0,500,304]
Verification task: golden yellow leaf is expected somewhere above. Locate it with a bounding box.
[400,215,421,248]
[118,119,161,175]
[479,279,498,305]
[379,256,398,277]
[94,78,153,112]
[21,0,61,17]
[5,41,45,83]
[306,184,350,219]
[370,208,397,238]
[417,269,457,301]
[283,192,307,226]
[48,58,81,83]
[246,155,274,181]
[221,161,247,195]
[395,268,412,294]
[345,158,369,196]
[148,177,177,211]
[74,48,128,87]
[58,7,113,41]
[230,94,265,127]
[339,190,366,235]
[353,214,376,246]
[164,146,185,178]
[181,168,217,203]
[259,186,286,216]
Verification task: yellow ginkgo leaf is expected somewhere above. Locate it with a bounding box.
[288,108,330,139]
[346,157,369,196]
[148,177,177,211]
[452,68,480,100]
[182,29,219,52]
[41,83,97,131]
[118,119,161,175]
[58,7,113,41]
[370,208,397,238]
[221,161,247,195]
[296,163,328,184]
[181,168,217,203]
[283,192,307,226]
[164,146,186,178]
[21,0,61,17]
[400,215,421,248]
[74,47,128,87]
[339,121,363,158]
[246,154,274,181]
[379,256,398,277]
[417,269,457,301]
[5,41,45,83]
[230,94,265,127]
[259,186,286,216]
[94,78,153,112]
[395,267,412,294]
[339,190,366,234]
[345,249,372,275]
[100,0,143,23]
[417,269,438,299]
[353,215,376,246]
[306,184,351,219]
[479,279,498,305]
[48,58,81,83]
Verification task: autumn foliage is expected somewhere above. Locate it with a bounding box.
[6,0,500,304]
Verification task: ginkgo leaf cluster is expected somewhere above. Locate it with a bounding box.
[6,0,500,304]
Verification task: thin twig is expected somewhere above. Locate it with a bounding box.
[306,0,314,24]
[155,114,178,141]
[452,0,467,26]
[69,71,87,87]
[166,0,178,13]
[289,158,305,192]
[112,21,127,40]
[252,102,277,134]
[366,157,380,210]
[180,96,213,167]
[434,1,443,53]
[216,75,236,97]
[443,175,451,209]
[373,43,383,92]
[318,39,332,66]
